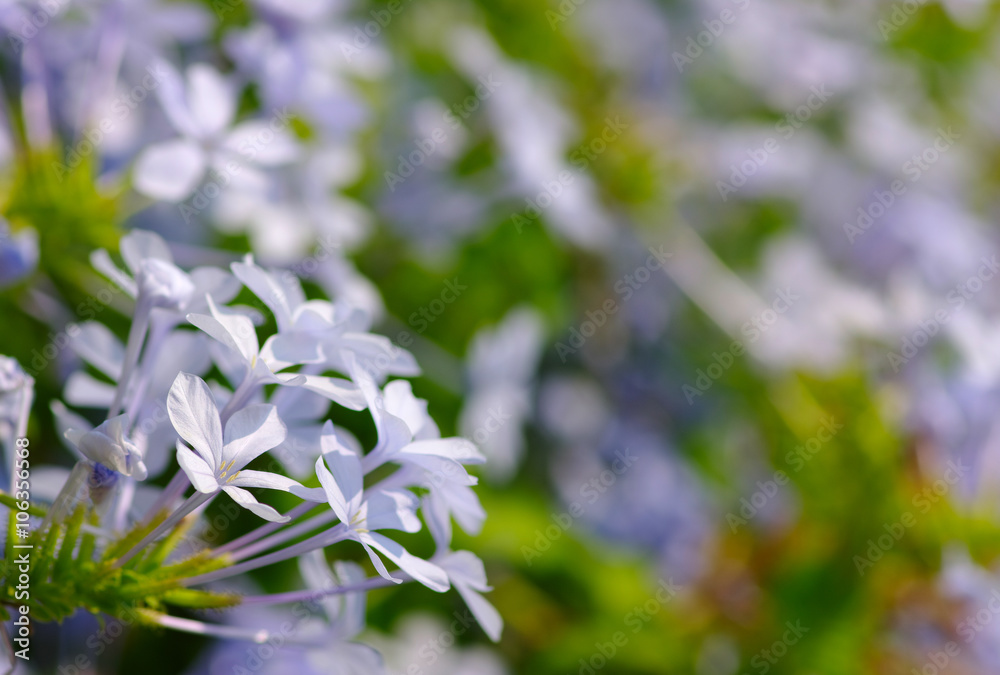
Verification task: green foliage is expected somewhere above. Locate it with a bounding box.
[0,501,238,625]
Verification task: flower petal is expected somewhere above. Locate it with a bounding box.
[404,438,485,465]
[187,295,260,364]
[167,372,223,466]
[228,469,301,492]
[90,248,137,297]
[455,581,503,642]
[295,374,366,411]
[120,230,174,273]
[69,321,124,379]
[223,403,287,470]
[150,58,200,138]
[176,441,218,493]
[65,372,116,408]
[187,64,235,137]
[221,485,289,522]
[223,120,299,166]
[361,532,450,592]
[133,138,206,202]
[231,256,298,331]
[363,489,421,533]
[317,421,363,517]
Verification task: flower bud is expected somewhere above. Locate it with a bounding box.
[138,258,195,311]
[65,414,148,480]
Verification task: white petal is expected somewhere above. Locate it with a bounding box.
[120,230,174,273]
[356,534,399,585]
[187,295,259,364]
[222,403,286,469]
[226,469,300,492]
[176,442,218,493]
[295,374,366,411]
[363,489,420,533]
[69,321,124,378]
[187,64,235,137]
[90,249,137,297]
[340,333,421,379]
[150,58,201,138]
[440,550,490,590]
[318,421,363,516]
[405,438,485,465]
[188,267,242,309]
[222,485,289,522]
[443,483,487,536]
[261,333,324,369]
[150,332,213,392]
[65,372,116,408]
[133,138,207,202]
[231,257,297,330]
[362,532,450,592]
[224,121,299,165]
[167,372,223,466]
[423,493,451,551]
[383,380,431,437]
[455,581,503,642]
[137,259,195,310]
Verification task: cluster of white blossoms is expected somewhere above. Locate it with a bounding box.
[2,229,499,667]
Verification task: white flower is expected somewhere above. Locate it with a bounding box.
[90,230,240,315]
[348,356,487,543]
[137,258,195,311]
[187,294,366,410]
[64,414,148,480]
[306,421,450,592]
[133,61,298,202]
[167,372,303,522]
[231,255,419,381]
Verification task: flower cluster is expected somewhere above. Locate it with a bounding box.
[1,230,499,669]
